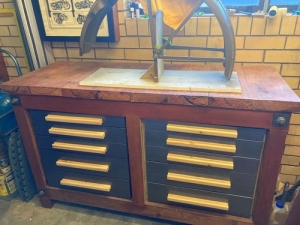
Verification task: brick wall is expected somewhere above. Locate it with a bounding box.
[0,0,30,79]
[1,0,300,184]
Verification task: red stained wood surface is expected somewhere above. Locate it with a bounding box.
[0,52,9,82]
[1,61,300,112]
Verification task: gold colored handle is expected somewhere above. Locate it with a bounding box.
[49,127,106,139]
[167,137,236,153]
[60,178,111,192]
[167,193,229,211]
[56,159,110,172]
[52,141,107,154]
[167,152,233,170]
[167,123,237,139]
[167,172,231,189]
[45,113,103,125]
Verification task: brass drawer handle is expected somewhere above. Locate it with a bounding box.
[167,137,236,153]
[45,113,103,125]
[56,159,110,172]
[167,193,229,211]
[167,152,233,170]
[167,172,231,189]
[49,127,106,139]
[167,123,237,138]
[52,141,107,154]
[60,178,111,192]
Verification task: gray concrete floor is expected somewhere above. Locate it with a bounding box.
[0,195,180,225]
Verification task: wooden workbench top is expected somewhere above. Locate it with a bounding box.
[2,61,300,112]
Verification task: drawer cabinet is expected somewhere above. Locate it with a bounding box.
[4,62,299,225]
[144,119,266,218]
[29,110,131,200]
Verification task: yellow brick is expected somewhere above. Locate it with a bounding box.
[295,17,300,35]
[119,24,126,37]
[125,19,137,36]
[165,49,188,57]
[82,59,109,63]
[109,37,139,48]
[197,17,210,36]
[95,49,124,59]
[207,36,223,48]
[117,0,124,10]
[278,174,297,184]
[280,16,297,35]
[172,37,206,47]
[237,17,252,35]
[210,17,222,35]
[285,37,300,49]
[235,50,264,63]
[3,3,13,8]
[207,36,244,49]
[0,47,16,55]
[265,51,300,63]
[55,58,68,62]
[281,165,300,175]
[286,135,300,146]
[289,125,300,135]
[281,155,300,165]
[52,42,65,48]
[190,50,223,58]
[285,145,300,156]
[265,16,282,35]
[291,114,300,124]
[91,42,108,48]
[0,15,16,25]
[0,37,21,47]
[230,16,238,35]
[185,18,197,35]
[5,57,26,67]
[118,11,125,24]
[0,26,10,36]
[67,48,95,59]
[124,49,152,60]
[139,37,152,48]
[137,19,149,36]
[15,47,24,57]
[245,36,285,49]
[8,26,19,36]
[281,64,300,76]
[251,17,266,35]
[68,58,82,62]
[7,67,29,77]
[52,48,67,58]
[283,77,300,89]
[65,42,79,47]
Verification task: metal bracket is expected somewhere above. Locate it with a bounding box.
[10,95,21,106]
[272,113,291,127]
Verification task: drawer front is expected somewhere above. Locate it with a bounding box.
[41,150,130,179]
[145,130,264,159]
[45,169,131,199]
[146,146,260,175]
[29,110,126,128]
[32,123,127,144]
[144,119,266,142]
[148,183,253,218]
[147,161,257,197]
[35,135,128,159]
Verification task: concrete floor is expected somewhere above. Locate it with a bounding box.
[0,195,180,225]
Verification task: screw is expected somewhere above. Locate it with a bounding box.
[277,117,286,125]
[11,98,19,105]
[38,190,45,196]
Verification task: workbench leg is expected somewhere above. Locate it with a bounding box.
[40,196,54,208]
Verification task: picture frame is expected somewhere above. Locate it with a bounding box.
[31,0,120,42]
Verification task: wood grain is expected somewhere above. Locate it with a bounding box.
[252,129,289,225]
[2,62,300,112]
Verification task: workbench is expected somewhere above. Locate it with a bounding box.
[2,61,300,225]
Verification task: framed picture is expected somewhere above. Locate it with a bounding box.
[31,0,120,42]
